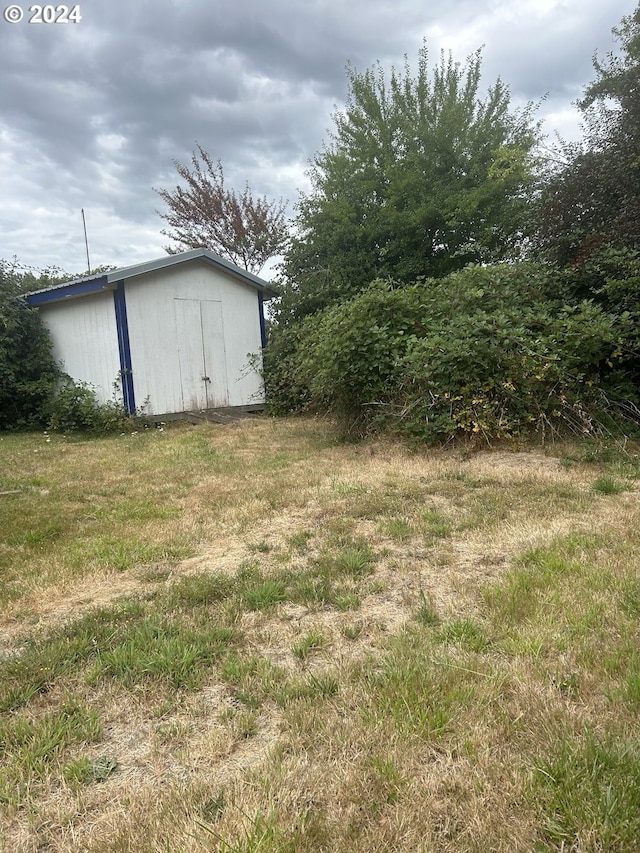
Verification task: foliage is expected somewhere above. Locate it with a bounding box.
[155,144,289,274]
[536,6,640,266]
[278,43,540,321]
[0,259,61,429]
[263,314,319,414]
[47,378,138,434]
[0,258,144,433]
[291,263,632,443]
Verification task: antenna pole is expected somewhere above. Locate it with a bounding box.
[81,208,91,274]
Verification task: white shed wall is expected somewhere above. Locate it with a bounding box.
[122,261,264,415]
[39,290,121,405]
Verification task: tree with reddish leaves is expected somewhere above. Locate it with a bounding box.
[155,145,289,275]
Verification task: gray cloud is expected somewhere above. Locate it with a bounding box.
[0,0,635,274]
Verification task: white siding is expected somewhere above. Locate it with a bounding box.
[122,260,264,415]
[39,290,121,405]
[35,258,265,417]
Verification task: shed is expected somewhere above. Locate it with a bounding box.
[25,248,276,416]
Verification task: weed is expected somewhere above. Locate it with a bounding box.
[220,654,285,707]
[414,591,440,627]
[380,517,413,539]
[288,529,314,553]
[247,540,272,554]
[437,618,490,653]
[241,579,288,611]
[483,545,580,625]
[292,630,326,661]
[233,710,259,740]
[0,601,147,711]
[200,789,226,823]
[276,674,339,706]
[333,592,362,611]
[618,577,640,617]
[314,539,376,580]
[420,508,452,543]
[63,755,119,786]
[85,619,235,689]
[199,808,298,852]
[371,756,405,804]
[592,475,626,495]
[0,697,102,804]
[165,572,235,608]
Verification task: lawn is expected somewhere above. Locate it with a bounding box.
[1,417,640,851]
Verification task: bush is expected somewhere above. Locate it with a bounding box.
[0,262,60,429]
[290,263,634,443]
[47,379,134,434]
[263,317,314,415]
[296,280,429,429]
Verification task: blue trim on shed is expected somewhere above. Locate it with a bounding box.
[258,292,267,349]
[25,276,110,306]
[113,282,136,414]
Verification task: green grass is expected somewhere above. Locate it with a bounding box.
[592,475,627,495]
[84,619,236,689]
[414,592,441,627]
[0,601,148,711]
[420,508,452,542]
[63,755,119,787]
[292,630,327,661]
[288,529,314,552]
[240,578,288,611]
[379,517,413,539]
[532,731,640,850]
[436,618,490,653]
[0,697,102,804]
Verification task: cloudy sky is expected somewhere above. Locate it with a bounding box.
[0,0,635,279]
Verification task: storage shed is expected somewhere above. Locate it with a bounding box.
[25,248,275,416]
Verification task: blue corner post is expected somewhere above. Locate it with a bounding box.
[258,291,267,349]
[113,282,136,414]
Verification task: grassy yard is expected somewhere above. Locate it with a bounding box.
[1,417,640,851]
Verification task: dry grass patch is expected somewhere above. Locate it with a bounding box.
[3,420,640,851]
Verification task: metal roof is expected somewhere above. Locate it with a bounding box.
[25,248,278,305]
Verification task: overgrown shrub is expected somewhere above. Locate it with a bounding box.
[287,263,634,443]
[0,262,61,429]
[296,280,430,426]
[47,379,134,434]
[263,317,315,415]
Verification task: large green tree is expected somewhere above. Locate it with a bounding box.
[278,44,540,322]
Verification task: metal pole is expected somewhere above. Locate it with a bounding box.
[81,208,91,274]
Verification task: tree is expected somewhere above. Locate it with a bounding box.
[278,44,540,320]
[155,145,289,274]
[0,260,61,429]
[537,5,640,266]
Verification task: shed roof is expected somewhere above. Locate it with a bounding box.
[25,248,278,306]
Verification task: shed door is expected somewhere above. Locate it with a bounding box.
[174,298,229,410]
